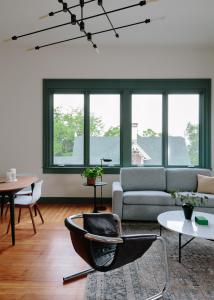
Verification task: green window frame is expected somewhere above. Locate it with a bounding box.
[43,79,211,174]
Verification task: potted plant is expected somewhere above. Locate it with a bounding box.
[81,166,103,185]
[171,191,208,220]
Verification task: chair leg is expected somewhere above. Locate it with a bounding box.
[5,205,9,217]
[1,201,4,217]
[146,291,163,300]
[151,237,170,300]
[28,207,37,234]
[35,204,44,224]
[6,218,10,234]
[34,206,37,217]
[4,205,9,217]
[63,268,95,283]
[140,237,170,300]
[1,195,6,217]
[18,208,22,223]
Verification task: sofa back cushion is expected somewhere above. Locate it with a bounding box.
[166,168,211,192]
[120,167,166,192]
[197,174,214,194]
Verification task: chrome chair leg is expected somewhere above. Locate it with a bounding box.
[63,268,95,283]
[147,291,163,300]
[146,237,169,300]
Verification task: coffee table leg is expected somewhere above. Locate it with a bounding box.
[179,233,182,263]
[179,235,195,263]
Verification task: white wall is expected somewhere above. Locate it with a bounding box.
[0,44,213,197]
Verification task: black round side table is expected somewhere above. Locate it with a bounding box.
[83,181,107,213]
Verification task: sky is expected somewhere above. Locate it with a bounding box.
[133,94,199,136]
[54,93,199,137]
[168,94,199,136]
[54,94,120,132]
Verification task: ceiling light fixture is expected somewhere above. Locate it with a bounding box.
[4,0,163,53]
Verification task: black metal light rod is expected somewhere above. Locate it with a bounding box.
[48,0,95,17]
[100,4,119,38]
[93,18,150,36]
[33,18,151,50]
[11,1,145,40]
[67,8,97,49]
[12,21,71,39]
[81,1,147,22]
[34,34,85,49]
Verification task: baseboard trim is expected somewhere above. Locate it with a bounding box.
[39,197,112,204]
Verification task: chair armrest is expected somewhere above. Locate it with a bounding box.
[84,233,123,244]
[122,233,158,239]
[112,182,123,219]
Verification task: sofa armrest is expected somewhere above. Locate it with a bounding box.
[112,181,123,219]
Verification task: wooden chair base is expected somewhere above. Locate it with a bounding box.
[7,204,44,234]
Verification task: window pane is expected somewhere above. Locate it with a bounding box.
[132,95,162,165]
[53,94,84,165]
[90,94,120,165]
[168,94,199,166]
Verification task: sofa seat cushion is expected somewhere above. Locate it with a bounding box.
[175,192,214,208]
[123,191,173,206]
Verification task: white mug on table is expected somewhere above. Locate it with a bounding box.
[6,168,16,182]
[6,171,13,182]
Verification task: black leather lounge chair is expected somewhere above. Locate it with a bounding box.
[64,213,169,300]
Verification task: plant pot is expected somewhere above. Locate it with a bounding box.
[87,177,96,186]
[182,203,194,220]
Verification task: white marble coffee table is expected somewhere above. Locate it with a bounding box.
[157,210,214,263]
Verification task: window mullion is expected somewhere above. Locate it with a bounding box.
[84,92,90,166]
[198,92,203,167]
[121,91,131,166]
[162,92,168,167]
[49,93,54,166]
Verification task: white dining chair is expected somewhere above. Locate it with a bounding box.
[15,173,36,196]
[4,174,36,217]
[7,180,44,234]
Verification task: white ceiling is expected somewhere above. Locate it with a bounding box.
[1,0,214,50]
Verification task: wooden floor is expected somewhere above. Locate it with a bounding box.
[0,204,111,300]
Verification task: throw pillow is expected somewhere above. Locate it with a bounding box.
[197,174,214,194]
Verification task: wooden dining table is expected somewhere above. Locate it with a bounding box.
[0,176,38,245]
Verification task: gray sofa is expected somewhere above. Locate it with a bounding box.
[112,167,214,221]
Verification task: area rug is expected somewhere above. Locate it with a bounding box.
[85,222,214,300]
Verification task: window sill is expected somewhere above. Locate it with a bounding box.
[43,166,120,174]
